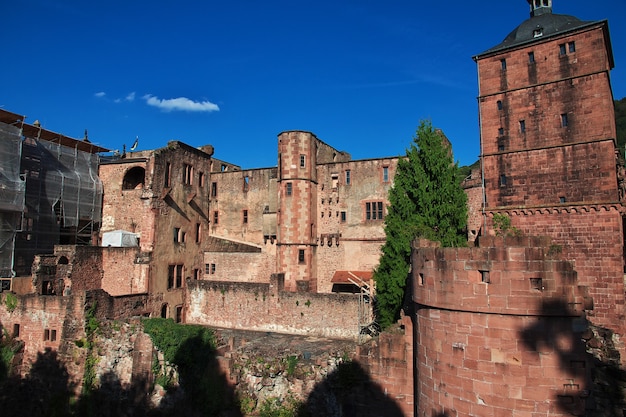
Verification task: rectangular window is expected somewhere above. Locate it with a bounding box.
[519,120,526,133]
[300,154,306,168]
[561,113,569,127]
[243,209,248,224]
[345,170,351,185]
[211,263,216,274]
[528,51,535,64]
[500,175,507,186]
[183,164,193,185]
[211,182,217,198]
[498,127,504,136]
[168,265,175,288]
[383,167,389,183]
[13,324,20,337]
[365,201,384,220]
[176,264,183,288]
[221,164,227,172]
[198,172,205,187]
[243,175,249,192]
[51,329,57,342]
[331,174,339,189]
[341,211,346,222]
[559,44,567,55]
[195,223,201,243]
[174,227,181,243]
[298,249,305,264]
[500,59,507,70]
[164,162,171,187]
[205,263,211,275]
[213,211,219,224]
[286,182,292,196]
[44,329,50,341]
[193,268,200,280]
[497,100,503,111]
[568,41,576,53]
[175,305,183,323]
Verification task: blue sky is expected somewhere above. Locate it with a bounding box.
[1,1,624,168]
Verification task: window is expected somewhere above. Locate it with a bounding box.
[559,44,567,56]
[528,51,535,64]
[331,174,339,189]
[164,162,171,187]
[345,170,351,185]
[561,113,569,127]
[498,140,506,152]
[174,227,181,243]
[243,175,249,192]
[498,127,504,136]
[533,28,543,38]
[519,120,526,133]
[559,196,566,203]
[221,164,227,172]
[243,209,248,224]
[300,154,306,168]
[298,249,305,264]
[568,41,576,53]
[286,182,292,196]
[183,164,193,185]
[205,263,216,275]
[44,329,50,341]
[211,263,216,274]
[497,100,503,111]
[195,223,201,243]
[341,211,346,222]
[500,175,507,186]
[480,270,490,284]
[213,211,219,224]
[168,264,184,289]
[383,167,389,183]
[13,324,20,337]
[193,268,200,280]
[211,182,217,198]
[500,59,507,70]
[175,305,183,323]
[161,304,168,318]
[365,201,384,220]
[198,172,205,187]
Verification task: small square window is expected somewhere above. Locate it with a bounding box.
[480,270,490,284]
[559,196,566,203]
[530,278,543,291]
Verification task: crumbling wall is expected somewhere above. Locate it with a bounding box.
[186,274,363,339]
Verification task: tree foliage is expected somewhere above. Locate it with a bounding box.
[374,120,468,328]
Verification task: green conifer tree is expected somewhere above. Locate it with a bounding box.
[374,120,468,329]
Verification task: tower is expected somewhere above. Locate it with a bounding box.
[473,3,622,333]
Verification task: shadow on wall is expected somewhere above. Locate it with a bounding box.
[520,299,626,417]
[302,360,405,417]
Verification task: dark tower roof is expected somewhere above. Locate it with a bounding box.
[473,2,610,61]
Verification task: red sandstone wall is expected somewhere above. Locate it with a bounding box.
[102,247,148,295]
[185,276,363,339]
[203,251,275,283]
[412,236,593,416]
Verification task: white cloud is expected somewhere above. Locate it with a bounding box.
[125,92,136,102]
[94,92,106,98]
[143,95,220,112]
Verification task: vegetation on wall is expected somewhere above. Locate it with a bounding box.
[374,120,468,329]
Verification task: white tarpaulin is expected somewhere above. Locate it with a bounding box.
[102,230,138,247]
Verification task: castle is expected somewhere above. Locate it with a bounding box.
[0,0,623,415]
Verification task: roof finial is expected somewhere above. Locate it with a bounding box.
[527,0,553,17]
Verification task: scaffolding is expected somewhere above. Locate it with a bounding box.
[0,109,107,278]
[348,272,378,343]
[0,122,25,279]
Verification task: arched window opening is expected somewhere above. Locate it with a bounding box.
[122,166,146,190]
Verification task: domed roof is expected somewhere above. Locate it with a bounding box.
[475,13,600,58]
